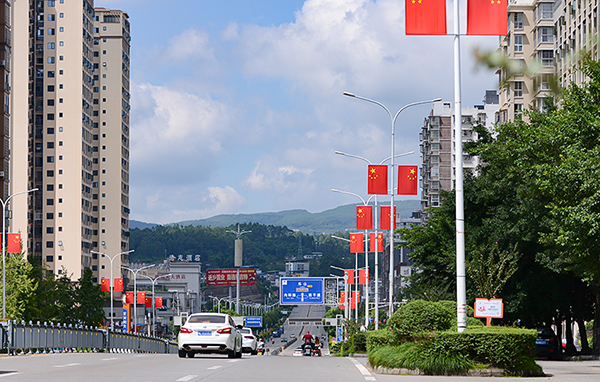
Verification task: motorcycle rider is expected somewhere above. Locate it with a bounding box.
[301,331,314,354]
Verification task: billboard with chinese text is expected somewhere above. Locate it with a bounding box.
[206,268,257,286]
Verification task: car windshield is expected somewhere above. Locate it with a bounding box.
[240,329,252,334]
[188,314,226,324]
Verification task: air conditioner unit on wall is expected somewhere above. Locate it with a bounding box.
[0,171,4,177]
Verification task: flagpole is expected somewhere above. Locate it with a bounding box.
[454,0,467,333]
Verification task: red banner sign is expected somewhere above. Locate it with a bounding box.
[206,268,257,286]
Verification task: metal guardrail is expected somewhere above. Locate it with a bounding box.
[1,321,178,355]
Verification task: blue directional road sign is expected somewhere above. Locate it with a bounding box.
[280,277,324,305]
[245,316,263,327]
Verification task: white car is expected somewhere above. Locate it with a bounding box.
[178,313,242,358]
[293,346,303,356]
[239,327,258,355]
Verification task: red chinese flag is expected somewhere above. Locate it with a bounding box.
[398,166,418,195]
[7,233,21,253]
[339,291,347,309]
[125,292,134,304]
[370,232,384,253]
[467,0,508,35]
[344,269,355,285]
[155,297,163,309]
[145,297,152,308]
[137,292,145,304]
[405,0,447,35]
[356,206,373,230]
[367,165,388,195]
[114,278,123,292]
[350,233,364,253]
[100,278,110,292]
[350,291,361,309]
[359,269,368,285]
[380,206,397,230]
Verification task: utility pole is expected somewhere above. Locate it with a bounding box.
[226,224,251,314]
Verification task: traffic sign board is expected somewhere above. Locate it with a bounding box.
[245,316,263,327]
[280,277,324,305]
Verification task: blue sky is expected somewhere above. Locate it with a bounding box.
[101,0,499,224]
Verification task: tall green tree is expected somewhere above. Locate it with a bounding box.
[1,253,38,320]
[73,268,106,326]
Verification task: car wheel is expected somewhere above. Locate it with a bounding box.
[187,351,195,358]
[251,350,258,355]
[227,348,236,358]
[236,348,242,358]
[178,349,186,358]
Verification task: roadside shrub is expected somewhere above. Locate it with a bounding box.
[353,331,367,352]
[433,326,539,373]
[387,300,454,342]
[366,329,393,352]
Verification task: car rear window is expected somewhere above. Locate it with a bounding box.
[537,327,555,336]
[188,315,226,324]
[240,329,251,334]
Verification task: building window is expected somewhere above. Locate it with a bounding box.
[47,114,55,120]
[48,71,55,77]
[48,57,55,64]
[431,194,440,207]
[46,241,54,248]
[539,3,553,19]
[540,27,554,43]
[431,166,439,178]
[46,227,54,234]
[431,143,440,151]
[515,103,523,119]
[47,156,54,163]
[513,13,523,30]
[47,213,54,219]
[48,42,55,49]
[48,0,55,6]
[46,256,54,262]
[514,81,523,98]
[514,35,523,53]
[46,199,54,206]
[48,28,55,35]
[47,170,54,177]
[59,27,64,32]
[48,85,55,92]
[540,50,554,66]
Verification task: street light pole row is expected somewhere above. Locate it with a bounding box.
[342,92,440,316]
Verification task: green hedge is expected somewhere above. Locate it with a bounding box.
[387,300,455,342]
[433,327,539,372]
[366,329,393,352]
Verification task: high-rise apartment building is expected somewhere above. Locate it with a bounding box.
[419,91,499,217]
[10,1,130,284]
[555,0,599,87]
[498,0,555,123]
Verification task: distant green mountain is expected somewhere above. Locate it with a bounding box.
[130,201,421,234]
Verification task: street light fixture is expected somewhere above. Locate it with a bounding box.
[343,92,441,315]
[2,188,38,319]
[122,263,155,333]
[138,273,172,336]
[91,249,134,332]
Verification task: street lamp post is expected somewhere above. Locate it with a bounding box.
[138,273,172,337]
[91,249,134,331]
[226,224,251,314]
[1,188,38,319]
[122,263,155,333]
[343,93,441,315]
[210,296,229,313]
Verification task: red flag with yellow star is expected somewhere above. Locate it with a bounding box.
[137,292,145,304]
[155,297,163,309]
[7,233,21,253]
[145,296,153,308]
[398,166,419,195]
[101,278,110,292]
[405,0,447,35]
[114,278,123,292]
[467,0,507,35]
[370,232,384,253]
[367,165,388,195]
[125,292,134,304]
[380,206,397,230]
[350,233,363,253]
[356,206,373,230]
[344,269,355,285]
[358,269,368,285]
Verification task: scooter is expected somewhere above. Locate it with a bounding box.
[302,343,314,356]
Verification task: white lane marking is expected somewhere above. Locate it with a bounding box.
[53,363,81,368]
[207,366,223,370]
[227,359,241,363]
[350,358,376,380]
[176,375,198,382]
[0,373,20,378]
[101,358,119,361]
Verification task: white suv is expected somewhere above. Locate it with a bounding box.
[178,313,242,358]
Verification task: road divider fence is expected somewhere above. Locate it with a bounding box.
[1,321,178,355]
